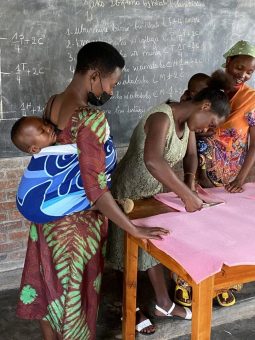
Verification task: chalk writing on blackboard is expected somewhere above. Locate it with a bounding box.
[0,0,255,157]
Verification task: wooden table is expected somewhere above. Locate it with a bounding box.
[122,197,255,340]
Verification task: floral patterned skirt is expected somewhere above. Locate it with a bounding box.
[16,210,108,340]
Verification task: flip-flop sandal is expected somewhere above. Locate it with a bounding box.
[154,302,192,320]
[174,284,192,307]
[121,308,156,336]
[136,318,155,335]
[136,308,155,336]
[216,290,236,307]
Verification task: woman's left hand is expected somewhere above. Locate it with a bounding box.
[131,225,170,240]
[225,178,244,193]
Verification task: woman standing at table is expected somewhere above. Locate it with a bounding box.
[197,40,255,307]
[108,70,231,334]
[198,40,255,192]
[15,41,168,340]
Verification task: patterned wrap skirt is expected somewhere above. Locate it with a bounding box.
[16,210,108,340]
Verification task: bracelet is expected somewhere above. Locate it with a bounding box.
[184,172,196,178]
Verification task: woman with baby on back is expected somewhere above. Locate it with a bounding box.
[15,41,168,340]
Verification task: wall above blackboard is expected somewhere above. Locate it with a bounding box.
[0,0,254,157]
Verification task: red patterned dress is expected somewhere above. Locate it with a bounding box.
[16,107,113,340]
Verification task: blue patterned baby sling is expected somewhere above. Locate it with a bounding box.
[16,137,117,223]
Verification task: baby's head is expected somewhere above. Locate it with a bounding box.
[187,73,210,98]
[11,116,57,154]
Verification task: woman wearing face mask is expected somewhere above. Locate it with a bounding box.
[196,40,255,307]
[16,42,168,340]
[107,70,231,335]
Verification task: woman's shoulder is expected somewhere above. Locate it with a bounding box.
[243,83,255,91]
[148,102,173,116]
[143,102,173,125]
[241,83,255,96]
[73,105,105,121]
[136,102,172,131]
[72,105,107,131]
[71,106,109,143]
[239,84,255,106]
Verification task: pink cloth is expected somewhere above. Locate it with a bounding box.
[132,183,255,283]
[154,185,225,212]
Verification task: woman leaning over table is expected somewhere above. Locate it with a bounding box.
[107,70,231,335]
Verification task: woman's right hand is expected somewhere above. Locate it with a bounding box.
[183,192,203,212]
[130,225,170,240]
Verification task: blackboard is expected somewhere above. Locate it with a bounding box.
[1,0,255,157]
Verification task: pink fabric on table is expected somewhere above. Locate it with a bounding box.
[154,185,225,212]
[132,183,255,283]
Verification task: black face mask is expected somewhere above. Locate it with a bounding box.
[88,76,112,106]
[87,91,112,106]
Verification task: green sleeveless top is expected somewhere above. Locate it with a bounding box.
[111,103,190,200]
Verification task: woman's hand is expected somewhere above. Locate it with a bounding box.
[95,192,170,240]
[182,192,203,212]
[225,178,244,193]
[130,225,170,240]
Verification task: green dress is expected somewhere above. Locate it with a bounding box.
[107,103,190,271]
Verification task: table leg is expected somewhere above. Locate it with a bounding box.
[191,276,214,340]
[122,233,139,340]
